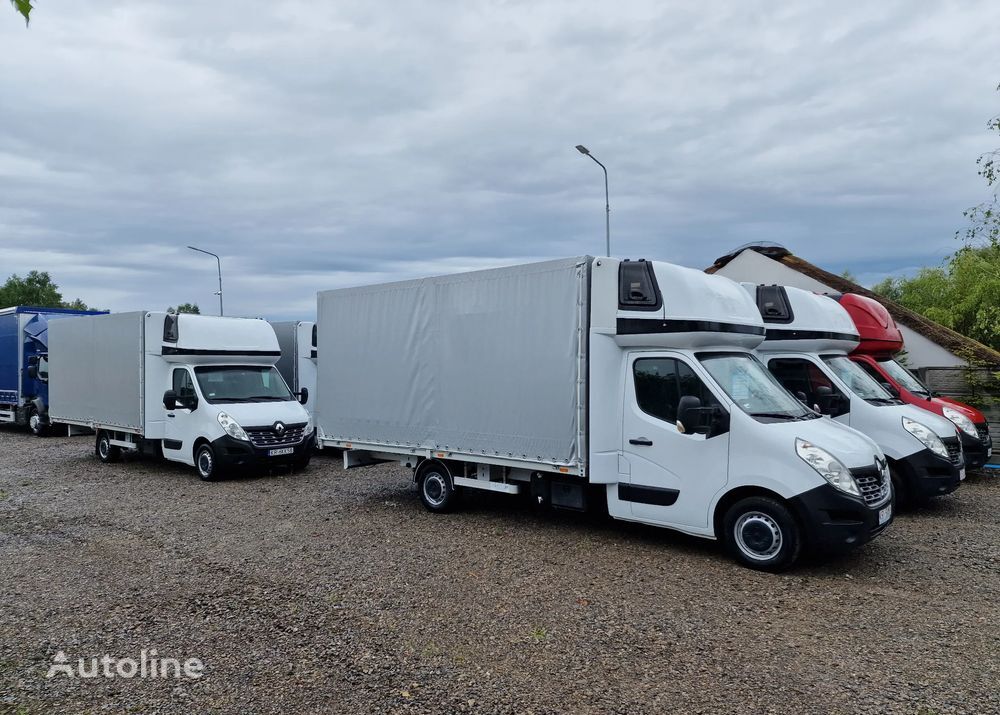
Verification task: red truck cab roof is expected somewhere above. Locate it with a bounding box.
[836,293,903,357]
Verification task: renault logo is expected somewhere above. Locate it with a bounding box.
[274,422,286,435]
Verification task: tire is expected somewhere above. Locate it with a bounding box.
[417,462,457,513]
[722,496,802,572]
[27,406,48,437]
[195,443,219,481]
[95,431,121,463]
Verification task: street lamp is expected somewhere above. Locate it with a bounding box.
[575,144,610,257]
[187,245,224,316]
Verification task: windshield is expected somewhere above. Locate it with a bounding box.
[878,358,930,397]
[822,356,894,402]
[194,366,293,404]
[699,353,815,421]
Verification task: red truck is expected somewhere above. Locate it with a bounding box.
[837,293,993,470]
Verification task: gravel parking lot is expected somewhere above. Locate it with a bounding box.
[1,427,998,714]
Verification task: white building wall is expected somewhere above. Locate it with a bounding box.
[712,250,966,369]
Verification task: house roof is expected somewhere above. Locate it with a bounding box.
[706,244,1000,366]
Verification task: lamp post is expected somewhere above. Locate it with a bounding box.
[575,144,610,257]
[187,246,224,316]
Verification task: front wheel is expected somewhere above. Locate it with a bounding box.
[417,463,457,513]
[722,496,801,572]
[195,443,219,481]
[95,431,121,463]
[28,406,48,437]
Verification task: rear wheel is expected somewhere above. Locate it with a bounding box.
[722,496,801,572]
[417,462,457,513]
[95,431,121,463]
[195,443,219,481]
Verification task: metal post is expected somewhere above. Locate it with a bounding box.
[575,145,611,257]
[187,246,224,316]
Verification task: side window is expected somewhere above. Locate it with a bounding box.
[756,285,793,323]
[618,260,662,310]
[634,358,717,423]
[37,356,49,383]
[767,358,846,416]
[172,369,196,407]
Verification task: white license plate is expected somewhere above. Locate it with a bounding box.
[878,504,892,525]
[269,447,294,457]
[960,468,966,481]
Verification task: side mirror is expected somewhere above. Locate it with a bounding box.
[27,365,38,380]
[163,389,177,411]
[297,387,309,405]
[677,395,719,435]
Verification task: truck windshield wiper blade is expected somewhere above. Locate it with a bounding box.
[750,412,801,420]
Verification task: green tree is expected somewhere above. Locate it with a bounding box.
[958,83,1000,250]
[167,303,201,315]
[0,271,93,310]
[9,0,31,25]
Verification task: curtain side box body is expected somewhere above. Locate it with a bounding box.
[316,257,590,471]
[49,312,146,432]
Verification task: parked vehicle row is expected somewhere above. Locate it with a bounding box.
[1,256,989,571]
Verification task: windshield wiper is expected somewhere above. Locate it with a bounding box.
[751,412,802,420]
[244,395,289,401]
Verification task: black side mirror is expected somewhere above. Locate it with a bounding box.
[297,387,309,405]
[815,385,835,414]
[677,395,721,435]
[163,390,177,410]
[880,382,900,398]
[27,365,38,380]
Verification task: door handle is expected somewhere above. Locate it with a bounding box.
[629,438,653,446]
[167,414,175,418]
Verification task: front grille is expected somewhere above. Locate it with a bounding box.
[245,422,307,448]
[851,466,891,507]
[943,437,963,466]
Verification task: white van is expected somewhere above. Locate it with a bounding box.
[747,284,964,504]
[49,312,314,480]
[315,257,894,570]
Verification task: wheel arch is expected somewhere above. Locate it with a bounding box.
[712,485,792,540]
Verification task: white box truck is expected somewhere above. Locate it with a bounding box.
[746,283,965,505]
[271,320,317,418]
[49,312,314,480]
[316,257,894,570]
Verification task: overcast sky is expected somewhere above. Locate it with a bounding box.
[2,1,998,318]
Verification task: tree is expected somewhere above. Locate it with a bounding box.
[958,83,1000,250]
[9,0,31,25]
[0,271,93,310]
[167,303,201,315]
[871,245,1000,352]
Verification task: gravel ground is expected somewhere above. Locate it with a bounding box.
[1,427,998,714]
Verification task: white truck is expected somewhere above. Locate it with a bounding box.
[49,312,314,480]
[315,257,894,571]
[747,284,965,505]
[271,321,317,419]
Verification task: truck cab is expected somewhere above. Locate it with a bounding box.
[747,284,965,505]
[271,321,317,419]
[836,293,992,469]
[590,260,893,569]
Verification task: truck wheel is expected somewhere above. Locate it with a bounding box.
[195,443,219,481]
[95,431,121,463]
[293,451,312,472]
[722,497,801,572]
[889,466,909,509]
[417,463,457,513]
[28,407,48,437]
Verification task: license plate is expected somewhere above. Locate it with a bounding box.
[269,447,294,457]
[878,504,892,525]
[960,468,966,481]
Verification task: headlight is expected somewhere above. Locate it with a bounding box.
[305,414,314,434]
[795,438,860,497]
[217,411,249,441]
[942,406,977,438]
[902,416,948,460]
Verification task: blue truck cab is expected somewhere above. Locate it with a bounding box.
[0,306,107,434]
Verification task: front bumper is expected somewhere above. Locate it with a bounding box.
[210,432,314,471]
[961,424,992,470]
[897,446,963,500]
[788,482,893,554]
